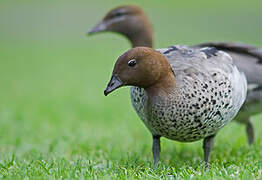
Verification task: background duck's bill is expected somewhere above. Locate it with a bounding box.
[88,21,106,35]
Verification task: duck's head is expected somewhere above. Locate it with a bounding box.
[88,5,153,47]
[104,47,175,96]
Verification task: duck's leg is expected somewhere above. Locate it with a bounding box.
[203,134,216,169]
[152,135,161,166]
[246,117,254,145]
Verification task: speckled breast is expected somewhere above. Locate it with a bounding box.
[130,78,238,142]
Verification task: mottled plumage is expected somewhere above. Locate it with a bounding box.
[104,46,247,167]
[130,46,247,142]
[196,42,262,144]
[196,42,262,100]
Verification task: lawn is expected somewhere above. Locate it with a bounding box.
[0,0,262,179]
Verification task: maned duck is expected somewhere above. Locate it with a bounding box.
[89,5,262,145]
[104,46,247,167]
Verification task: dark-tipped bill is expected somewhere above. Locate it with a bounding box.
[104,75,123,96]
[88,21,106,35]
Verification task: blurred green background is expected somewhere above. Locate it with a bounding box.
[0,0,262,178]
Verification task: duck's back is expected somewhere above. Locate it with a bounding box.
[158,45,247,110]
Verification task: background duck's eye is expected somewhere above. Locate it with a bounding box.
[128,59,136,67]
[112,11,123,17]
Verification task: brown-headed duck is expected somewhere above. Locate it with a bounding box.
[89,5,262,145]
[104,46,247,167]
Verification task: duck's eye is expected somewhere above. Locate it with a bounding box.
[128,59,136,67]
[113,11,123,17]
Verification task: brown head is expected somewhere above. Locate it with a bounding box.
[104,47,175,96]
[88,5,153,47]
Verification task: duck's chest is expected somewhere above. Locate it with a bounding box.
[131,82,236,142]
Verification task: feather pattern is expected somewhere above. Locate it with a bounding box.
[194,42,262,122]
[131,46,247,142]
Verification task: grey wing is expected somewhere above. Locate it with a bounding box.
[193,42,262,87]
[157,45,247,110]
[157,45,236,76]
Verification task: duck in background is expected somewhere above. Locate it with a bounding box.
[88,5,262,145]
[88,5,153,47]
[104,46,247,167]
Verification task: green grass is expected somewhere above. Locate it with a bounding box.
[1,0,262,179]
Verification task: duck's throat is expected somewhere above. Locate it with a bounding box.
[145,73,176,97]
[127,30,153,48]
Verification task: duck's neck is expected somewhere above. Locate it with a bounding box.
[130,32,153,48]
[145,71,176,97]
[125,27,153,48]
